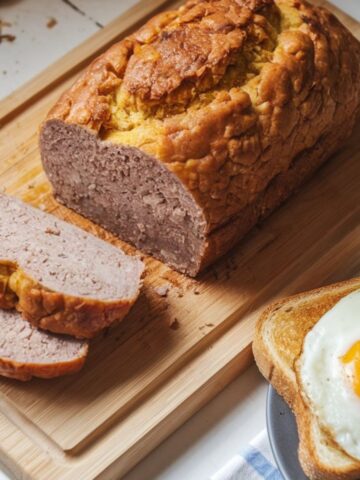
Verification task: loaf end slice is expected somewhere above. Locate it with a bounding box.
[253,278,360,480]
[0,194,144,338]
[0,309,88,381]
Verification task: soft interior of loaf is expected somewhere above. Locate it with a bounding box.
[260,281,360,476]
[0,195,143,300]
[41,121,208,275]
[0,309,86,363]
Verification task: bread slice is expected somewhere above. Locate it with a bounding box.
[0,309,88,381]
[0,194,144,338]
[253,278,360,480]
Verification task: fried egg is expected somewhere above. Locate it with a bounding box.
[298,289,360,460]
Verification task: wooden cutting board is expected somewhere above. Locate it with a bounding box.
[0,1,359,479]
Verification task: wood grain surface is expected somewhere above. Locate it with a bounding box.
[0,1,359,478]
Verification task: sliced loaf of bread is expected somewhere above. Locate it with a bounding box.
[0,309,88,381]
[0,194,144,338]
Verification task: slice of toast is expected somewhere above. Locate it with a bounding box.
[253,277,360,480]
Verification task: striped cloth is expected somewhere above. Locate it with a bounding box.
[210,430,283,480]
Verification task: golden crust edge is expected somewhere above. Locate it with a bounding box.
[0,260,142,339]
[0,343,89,382]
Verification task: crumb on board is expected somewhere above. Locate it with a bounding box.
[194,289,201,295]
[0,34,16,43]
[169,318,180,330]
[47,17,58,29]
[154,284,171,297]
[199,323,215,330]
[45,227,60,236]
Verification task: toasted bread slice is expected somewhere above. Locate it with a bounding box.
[253,278,360,480]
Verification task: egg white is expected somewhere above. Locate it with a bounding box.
[298,289,360,460]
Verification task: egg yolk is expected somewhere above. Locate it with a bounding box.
[341,341,360,397]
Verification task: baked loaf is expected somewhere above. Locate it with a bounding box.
[253,278,360,480]
[0,195,144,339]
[0,309,88,381]
[40,0,360,276]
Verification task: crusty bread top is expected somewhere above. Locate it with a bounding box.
[45,0,360,232]
[253,278,360,480]
[0,194,144,300]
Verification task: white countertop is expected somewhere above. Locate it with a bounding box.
[0,1,359,479]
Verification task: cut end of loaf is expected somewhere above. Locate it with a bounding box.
[40,119,208,276]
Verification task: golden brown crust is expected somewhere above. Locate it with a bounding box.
[253,278,360,480]
[0,263,139,339]
[198,112,352,271]
[46,0,360,237]
[18,285,133,339]
[121,0,272,102]
[0,344,88,382]
[47,37,134,131]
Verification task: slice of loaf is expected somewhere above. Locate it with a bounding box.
[40,0,360,276]
[0,309,88,381]
[253,278,360,480]
[0,194,144,338]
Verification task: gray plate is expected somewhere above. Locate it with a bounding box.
[266,386,308,480]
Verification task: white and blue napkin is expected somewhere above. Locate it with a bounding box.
[210,430,283,480]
